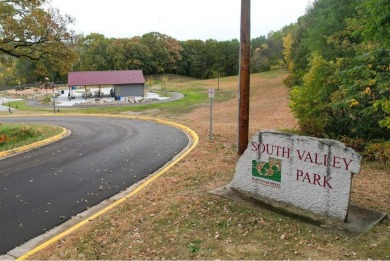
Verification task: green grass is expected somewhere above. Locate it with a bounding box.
[74,87,235,115]
[6,84,236,116]
[0,123,63,151]
[7,100,45,111]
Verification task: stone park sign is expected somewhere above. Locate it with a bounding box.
[230,131,361,221]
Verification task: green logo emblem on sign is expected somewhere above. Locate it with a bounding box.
[252,158,282,188]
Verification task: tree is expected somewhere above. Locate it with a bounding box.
[141,32,182,74]
[251,31,286,74]
[0,61,16,86]
[360,0,390,48]
[216,40,239,77]
[78,33,110,71]
[302,0,362,60]
[251,35,266,54]
[265,30,285,69]
[106,38,152,71]
[15,58,36,83]
[177,39,239,79]
[146,77,155,90]
[287,0,389,142]
[161,75,168,93]
[289,54,337,136]
[176,40,204,78]
[0,0,76,62]
[328,49,390,139]
[282,32,294,85]
[202,39,219,79]
[252,44,271,72]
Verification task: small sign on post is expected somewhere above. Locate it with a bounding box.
[209,89,215,141]
[208,88,215,98]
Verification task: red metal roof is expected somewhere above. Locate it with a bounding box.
[68,70,145,86]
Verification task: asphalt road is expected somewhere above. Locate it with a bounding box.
[0,116,189,255]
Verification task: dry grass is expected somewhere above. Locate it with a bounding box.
[30,70,389,260]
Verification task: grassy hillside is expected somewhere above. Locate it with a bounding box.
[13,70,390,260]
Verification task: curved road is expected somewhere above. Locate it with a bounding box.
[0,116,189,255]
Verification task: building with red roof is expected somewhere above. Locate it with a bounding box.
[68,70,145,98]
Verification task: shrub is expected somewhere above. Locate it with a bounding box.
[339,136,367,153]
[289,54,337,137]
[41,95,52,104]
[362,141,390,166]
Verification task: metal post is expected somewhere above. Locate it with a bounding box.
[208,88,215,141]
[52,83,56,114]
[218,66,220,91]
[45,77,49,95]
[238,0,251,156]
[210,95,213,141]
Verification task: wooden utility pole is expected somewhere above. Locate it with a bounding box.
[238,0,251,155]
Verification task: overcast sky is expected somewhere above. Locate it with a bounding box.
[49,0,312,41]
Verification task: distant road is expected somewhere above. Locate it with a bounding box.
[0,116,189,255]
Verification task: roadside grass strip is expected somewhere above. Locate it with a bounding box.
[0,124,70,159]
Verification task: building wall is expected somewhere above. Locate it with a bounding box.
[115,84,144,97]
